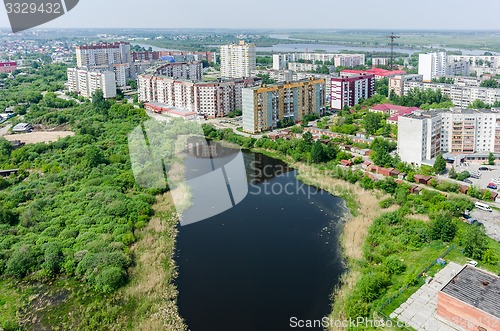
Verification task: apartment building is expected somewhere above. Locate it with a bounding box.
[132,50,216,63]
[287,62,320,72]
[398,111,442,165]
[76,42,131,67]
[398,108,500,164]
[419,52,448,82]
[67,68,116,99]
[388,74,423,97]
[138,75,259,118]
[242,78,326,133]
[448,54,500,76]
[440,109,500,154]
[372,57,389,67]
[340,68,406,80]
[272,53,365,71]
[0,61,16,73]
[220,41,256,78]
[273,53,294,70]
[404,81,500,108]
[144,61,203,80]
[330,75,375,110]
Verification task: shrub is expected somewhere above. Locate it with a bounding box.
[384,256,407,275]
[379,198,394,209]
[94,266,126,293]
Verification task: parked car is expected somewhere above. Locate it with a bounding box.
[467,260,478,267]
[487,183,498,190]
[492,178,500,185]
[463,179,473,184]
[470,174,481,179]
[479,167,490,171]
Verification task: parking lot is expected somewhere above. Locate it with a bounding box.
[453,163,500,191]
[470,208,500,242]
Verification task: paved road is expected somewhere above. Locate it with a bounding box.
[471,209,500,242]
[390,262,463,331]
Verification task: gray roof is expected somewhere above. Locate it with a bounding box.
[441,265,500,318]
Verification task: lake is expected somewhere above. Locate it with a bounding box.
[175,148,347,331]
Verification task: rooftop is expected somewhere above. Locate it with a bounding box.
[441,265,500,319]
[340,68,407,77]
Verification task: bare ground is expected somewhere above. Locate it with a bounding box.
[3,131,74,144]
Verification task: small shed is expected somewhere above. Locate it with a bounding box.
[340,159,354,167]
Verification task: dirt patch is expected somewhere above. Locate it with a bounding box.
[407,213,431,222]
[125,192,187,331]
[3,131,74,144]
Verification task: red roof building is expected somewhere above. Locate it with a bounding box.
[370,103,421,125]
[340,68,406,80]
[0,61,16,73]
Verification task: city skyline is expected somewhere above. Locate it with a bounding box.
[0,0,500,30]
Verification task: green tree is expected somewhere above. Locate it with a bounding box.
[127,79,137,89]
[483,190,493,201]
[92,89,109,112]
[448,166,457,179]
[363,112,384,136]
[430,214,457,242]
[463,226,487,260]
[433,153,446,174]
[480,79,499,88]
[310,141,327,163]
[488,152,495,166]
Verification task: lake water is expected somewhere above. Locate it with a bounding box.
[175,149,347,331]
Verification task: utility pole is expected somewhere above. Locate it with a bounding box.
[386,32,400,71]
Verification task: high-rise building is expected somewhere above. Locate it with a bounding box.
[272,53,365,71]
[388,74,423,97]
[398,108,500,164]
[403,81,500,108]
[67,68,116,99]
[398,111,442,165]
[242,78,326,133]
[220,41,256,78]
[330,75,375,110]
[76,42,131,67]
[418,52,448,82]
[138,75,260,118]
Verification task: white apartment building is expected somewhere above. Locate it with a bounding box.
[397,111,442,165]
[220,41,256,78]
[448,55,500,76]
[67,68,116,99]
[138,75,259,118]
[440,109,500,154]
[272,53,365,71]
[287,62,319,72]
[419,52,448,82]
[404,81,500,108]
[273,54,294,70]
[398,108,500,164]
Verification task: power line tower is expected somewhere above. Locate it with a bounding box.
[386,32,400,71]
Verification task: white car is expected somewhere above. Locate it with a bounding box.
[467,260,478,267]
[492,178,500,185]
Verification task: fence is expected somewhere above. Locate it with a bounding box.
[377,245,455,327]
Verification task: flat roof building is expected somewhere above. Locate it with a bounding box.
[242,78,326,133]
[438,265,500,331]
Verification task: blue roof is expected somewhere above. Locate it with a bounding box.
[161,56,176,62]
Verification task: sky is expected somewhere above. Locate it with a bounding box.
[0,0,499,30]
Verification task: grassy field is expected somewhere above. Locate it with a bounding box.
[287,31,500,52]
